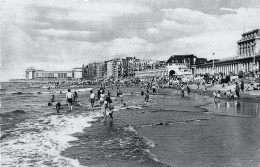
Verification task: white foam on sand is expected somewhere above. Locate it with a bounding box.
[76,88,93,92]
[1,112,101,167]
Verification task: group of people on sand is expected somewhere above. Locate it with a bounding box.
[213,82,242,103]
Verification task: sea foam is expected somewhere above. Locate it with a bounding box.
[1,111,102,167]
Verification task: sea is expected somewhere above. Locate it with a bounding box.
[1,82,260,167]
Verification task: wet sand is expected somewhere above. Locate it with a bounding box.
[103,87,260,167]
[188,83,260,103]
[135,88,260,167]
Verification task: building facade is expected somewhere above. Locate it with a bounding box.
[25,68,74,80]
[238,29,260,57]
[106,60,114,79]
[166,54,205,76]
[96,62,105,79]
[135,69,167,78]
[72,67,83,79]
[196,29,260,75]
[82,63,97,80]
[105,58,123,80]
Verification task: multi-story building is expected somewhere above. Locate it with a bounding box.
[196,29,260,75]
[125,57,136,77]
[106,60,114,79]
[238,29,260,57]
[135,59,147,71]
[105,58,123,80]
[146,60,155,70]
[82,63,97,80]
[96,62,105,79]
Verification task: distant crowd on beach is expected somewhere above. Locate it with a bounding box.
[43,74,260,119]
[48,79,168,121]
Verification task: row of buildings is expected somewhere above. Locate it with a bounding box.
[25,54,207,81]
[82,57,167,80]
[25,28,260,81]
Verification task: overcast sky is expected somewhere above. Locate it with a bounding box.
[1,0,260,81]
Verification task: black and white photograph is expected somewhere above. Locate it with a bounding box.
[1,0,260,166]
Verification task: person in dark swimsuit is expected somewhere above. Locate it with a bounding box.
[56,102,61,113]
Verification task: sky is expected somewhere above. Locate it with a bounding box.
[1,0,260,81]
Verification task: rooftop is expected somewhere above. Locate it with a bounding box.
[242,28,260,36]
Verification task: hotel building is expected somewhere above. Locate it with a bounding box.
[196,29,260,75]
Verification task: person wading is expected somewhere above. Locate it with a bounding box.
[66,89,73,111]
[235,82,240,98]
[181,84,185,97]
[90,90,95,109]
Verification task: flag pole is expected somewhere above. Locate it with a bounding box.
[213,53,215,75]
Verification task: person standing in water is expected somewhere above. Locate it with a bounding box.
[181,84,185,97]
[56,102,61,113]
[106,96,113,119]
[116,87,121,101]
[141,86,144,96]
[101,99,108,119]
[152,84,156,94]
[186,85,191,96]
[145,88,149,102]
[101,97,114,120]
[120,91,124,103]
[66,89,73,111]
[216,90,221,102]
[90,90,95,109]
[235,82,240,98]
[51,95,55,102]
[240,81,244,92]
[97,88,101,100]
[73,91,78,103]
[107,89,111,97]
[99,90,105,106]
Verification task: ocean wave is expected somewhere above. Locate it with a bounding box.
[4,92,34,95]
[139,119,210,128]
[0,110,26,117]
[126,106,142,109]
[120,125,158,161]
[123,125,155,148]
[123,125,136,133]
[11,92,23,95]
[1,112,101,167]
[0,113,12,117]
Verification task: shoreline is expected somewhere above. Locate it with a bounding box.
[170,84,260,103]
